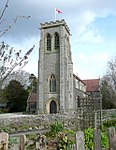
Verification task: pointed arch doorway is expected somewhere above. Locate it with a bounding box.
[50,100,57,114]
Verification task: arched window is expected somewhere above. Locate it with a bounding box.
[54,32,60,50]
[47,33,51,51]
[49,74,56,92]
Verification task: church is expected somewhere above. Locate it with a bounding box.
[27,20,100,114]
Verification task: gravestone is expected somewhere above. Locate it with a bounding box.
[108,127,116,150]
[113,135,116,150]
[19,134,26,150]
[94,129,102,150]
[0,132,9,150]
[75,131,85,150]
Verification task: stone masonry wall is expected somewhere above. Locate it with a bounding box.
[0,109,115,132]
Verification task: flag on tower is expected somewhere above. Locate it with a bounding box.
[55,8,62,14]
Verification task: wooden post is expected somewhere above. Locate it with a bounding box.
[0,132,9,150]
[19,134,26,150]
[94,129,102,150]
[108,127,116,150]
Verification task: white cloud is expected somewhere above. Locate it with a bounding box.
[72,51,111,79]
[78,29,104,44]
[24,59,38,77]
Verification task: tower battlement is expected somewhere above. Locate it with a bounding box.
[40,19,70,34]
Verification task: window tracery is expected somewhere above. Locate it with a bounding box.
[54,32,59,50]
[47,33,51,51]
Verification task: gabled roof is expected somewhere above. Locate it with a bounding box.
[27,92,37,103]
[82,79,100,92]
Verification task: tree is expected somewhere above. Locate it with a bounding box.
[0,0,30,37]
[2,70,31,89]
[0,43,35,86]
[2,80,28,112]
[107,56,116,92]
[100,56,116,108]
[27,73,37,92]
[100,76,115,109]
[0,0,34,87]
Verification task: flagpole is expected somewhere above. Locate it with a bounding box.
[54,8,56,21]
[54,8,62,21]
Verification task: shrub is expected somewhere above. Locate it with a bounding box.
[103,119,116,128]
[50,121,64,137]
[101,131,109,148]
[84,128,94,150]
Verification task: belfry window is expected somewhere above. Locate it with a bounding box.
[54,32,60,50]
[47,33,51,51]
[49,74,56,92]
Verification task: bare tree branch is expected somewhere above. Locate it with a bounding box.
[0,15,30,37]
[0,1,34,88]
[0,0,10,20]
[0,44,35,83]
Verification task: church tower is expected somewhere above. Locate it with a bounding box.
[37,20,74,114]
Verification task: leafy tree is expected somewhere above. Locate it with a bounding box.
[2,80,28,112]
[100,56,116,109]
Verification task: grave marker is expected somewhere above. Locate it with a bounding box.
[108,127,116,150]
[19,134,26,150]
[94,129,102,150]
[75,131,85,150]
[0,132,9,150]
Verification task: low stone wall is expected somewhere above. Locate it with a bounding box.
[102,109,116,121]
[0,109,115,132]
[0,112,76,132]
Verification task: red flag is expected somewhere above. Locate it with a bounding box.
[55,8,62,14]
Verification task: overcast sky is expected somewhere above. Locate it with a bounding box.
[0,0,116,79]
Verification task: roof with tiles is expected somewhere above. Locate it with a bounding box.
[27,92,37,103]
[82,79,100,92]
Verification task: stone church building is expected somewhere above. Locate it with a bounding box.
[27,20,100,114]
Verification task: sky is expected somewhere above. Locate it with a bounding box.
[0,0,116,79]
